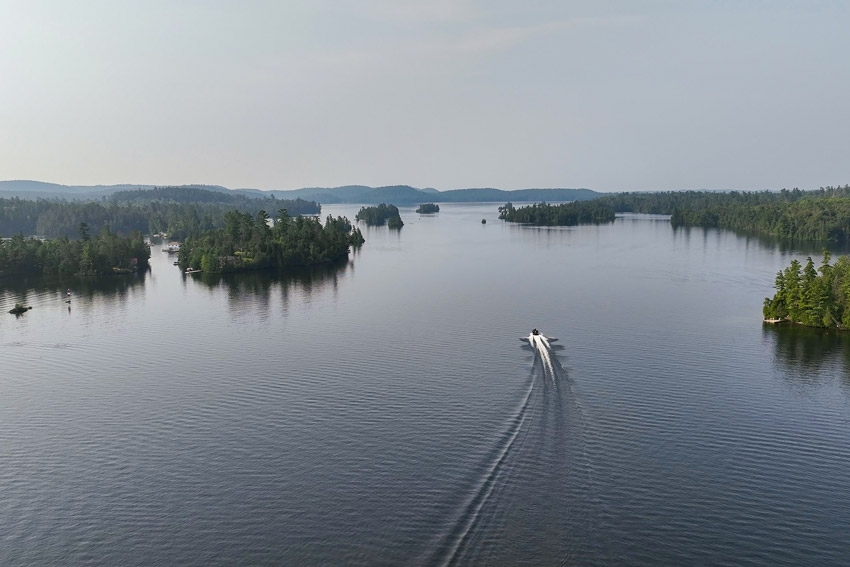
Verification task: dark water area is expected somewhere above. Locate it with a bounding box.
[2,206,850,566]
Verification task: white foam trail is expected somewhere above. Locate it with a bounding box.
[529,333,555,380]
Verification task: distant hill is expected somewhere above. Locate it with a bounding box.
[350,185,430,204]
[0,180,75,193]
[258,185,602,204]
[435,187,601,203]
[260,185,376,202]
[0,180,230,200]
[0,179,604,204]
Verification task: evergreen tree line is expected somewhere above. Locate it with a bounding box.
[355,204,404,227]
[110,186,320,211]
[498,201,616,225]
[497,186,850,239]
[599,188,819,215]
[0,190,320,239]
[596,186,850,241]
[0,225,150,277]
[178,210,364,273]
[763,251,850,328]
[669,199,850,241]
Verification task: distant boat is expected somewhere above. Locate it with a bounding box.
[520,330,558,343]
[162,242,181,253]
[184,268,202,274]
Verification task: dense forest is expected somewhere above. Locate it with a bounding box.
[497,186,850,240]
[596,186,850,241]
[110,186,318,212]
[416,203,440,214]
[598,189,791,215]
[355,204,404,227]
[669,198,850,241]
[498,201,616,225]
[763,251,850,329]
[0,187,320,239]
[0,224,149,276]
[178,210,364,273]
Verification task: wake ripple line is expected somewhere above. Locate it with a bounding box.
[434,373,538,567]
[551,358,605,567]
[479,361,548,567]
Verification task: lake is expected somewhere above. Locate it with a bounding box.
[2,204,850,566]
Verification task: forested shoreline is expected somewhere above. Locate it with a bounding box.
[178,210,364,273]
[498,186,850,241]
[0,187,320,239]
[600,186,850,241]
[0,225,149,276]
[7,184,850,246]
[763,251,850,329]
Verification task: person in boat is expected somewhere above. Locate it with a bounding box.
[532,328,539,335]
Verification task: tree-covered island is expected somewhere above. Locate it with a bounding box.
[763,251,850,329]
[178,210,364,273]
[355,204,404,228]
[416,203,440,214]
[498,201,616,225]
[0,224,149,276]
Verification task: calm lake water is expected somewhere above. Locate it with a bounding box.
[2,204,850,566]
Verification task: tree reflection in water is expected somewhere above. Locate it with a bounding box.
[764,323,850,389]
[0,267,148,311]
[189,257,352,315]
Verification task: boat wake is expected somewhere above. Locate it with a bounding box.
[429,368,538,567]
[427,332,600,566]
[527,332,556,380]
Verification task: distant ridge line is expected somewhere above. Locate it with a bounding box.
[0,180,604,204]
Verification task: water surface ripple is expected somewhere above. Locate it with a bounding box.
[2,206,850,565]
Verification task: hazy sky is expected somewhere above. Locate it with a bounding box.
[1,1,848,191]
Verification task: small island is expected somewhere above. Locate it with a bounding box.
[416,203,440,214]
[498,201,616,226]
[355,204,404,228]
[763,250,850,329]
[178,210,364,273]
